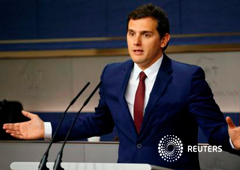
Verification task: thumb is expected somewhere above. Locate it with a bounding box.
[226,116,236,129]
[21,110,37,120]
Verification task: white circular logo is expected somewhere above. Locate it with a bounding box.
[158,135,183,162]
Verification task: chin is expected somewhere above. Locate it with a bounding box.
[132,59,142,64]
[131,55,144,62]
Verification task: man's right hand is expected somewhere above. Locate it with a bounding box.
[3,110,45,140]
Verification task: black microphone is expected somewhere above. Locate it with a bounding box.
[38,82,90,170]
[53,82,102,170]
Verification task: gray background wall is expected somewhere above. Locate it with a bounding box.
[0,51,240,113]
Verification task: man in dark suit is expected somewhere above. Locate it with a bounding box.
[3,4,240,170]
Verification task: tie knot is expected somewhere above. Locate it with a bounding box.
[139,71,147,81]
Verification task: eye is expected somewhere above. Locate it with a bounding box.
[143,33,151,38]
[128,31,135,37]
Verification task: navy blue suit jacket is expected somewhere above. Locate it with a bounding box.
[54,55,239,169]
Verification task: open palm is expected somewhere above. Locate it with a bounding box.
[226,116,240,150]
[3,110,45,140]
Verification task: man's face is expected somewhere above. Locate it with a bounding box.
[127,17,169,70]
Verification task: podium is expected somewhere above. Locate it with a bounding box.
[10,162,172,170]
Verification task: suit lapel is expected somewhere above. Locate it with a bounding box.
[139,55,173,138]
[117,60,138,140]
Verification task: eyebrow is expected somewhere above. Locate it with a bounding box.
[141,31,153,34]
[128,29,153,34]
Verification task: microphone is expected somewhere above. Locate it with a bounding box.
[53,82,102,170]
[38,82,90,170]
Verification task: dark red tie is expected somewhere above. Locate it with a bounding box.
[134,71,147,134]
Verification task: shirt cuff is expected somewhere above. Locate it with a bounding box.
[229,137,236,149]
[44,122,52,140]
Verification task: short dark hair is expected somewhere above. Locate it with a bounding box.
[127,4,170,51]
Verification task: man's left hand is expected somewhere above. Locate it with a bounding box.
[226,116,240,150]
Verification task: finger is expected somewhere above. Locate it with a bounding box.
[22,110,37,120]
[6,130,21,136]
[10,132,25,139]
[3,123,20,131]
[3,123,10,129]
[5,129,24,139]
[5,130,15,134]
[5,129,19,133]
[226,116,236,129]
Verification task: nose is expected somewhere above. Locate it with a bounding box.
[134,35,141,46]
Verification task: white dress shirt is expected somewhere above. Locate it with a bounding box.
[124,56,163,119]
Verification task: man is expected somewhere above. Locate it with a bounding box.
[3,4,240,170]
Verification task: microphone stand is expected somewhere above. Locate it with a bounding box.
[38,82,90,170]
[53,82,101,170]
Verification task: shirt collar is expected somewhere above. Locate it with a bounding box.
[132,55,164,82]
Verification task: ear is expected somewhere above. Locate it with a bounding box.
[160,33,170,48]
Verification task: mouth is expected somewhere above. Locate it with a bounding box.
[133,49,144,55]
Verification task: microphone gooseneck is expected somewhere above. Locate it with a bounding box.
[38,82,90,170]
[53,82,101,170]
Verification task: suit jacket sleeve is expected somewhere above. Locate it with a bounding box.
[188,66,240,155]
